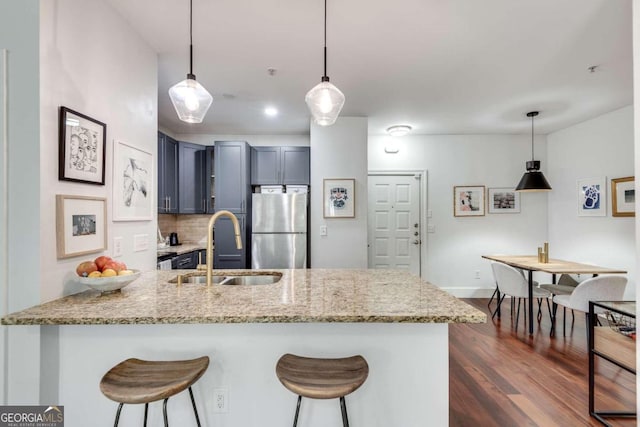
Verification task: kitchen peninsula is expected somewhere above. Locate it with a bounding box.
[3,269,485,426]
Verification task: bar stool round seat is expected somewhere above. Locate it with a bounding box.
[100,356,209,427]
[276,353,369,427]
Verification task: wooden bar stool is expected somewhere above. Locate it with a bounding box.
[100,356,209,427]
[275,353,369,427]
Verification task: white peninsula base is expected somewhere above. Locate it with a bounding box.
[42,322,448,427]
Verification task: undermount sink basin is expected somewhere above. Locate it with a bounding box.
[169,273,281,286]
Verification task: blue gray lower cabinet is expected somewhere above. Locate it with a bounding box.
[171,251,199,270]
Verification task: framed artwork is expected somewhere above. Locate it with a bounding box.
[488,188,520,214]
[113,140,153,221]
[58,106,106,185]
[56,195,107,259]
[324,178,355,218]
[578,177,606,217]
[453,186,485,217]
[611,176,635,217]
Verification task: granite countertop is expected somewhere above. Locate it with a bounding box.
[1,269,486,325]
[157,242,206,256]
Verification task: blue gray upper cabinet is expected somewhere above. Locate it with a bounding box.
[251,146,310,185]
[214,141,251,213]
[178,142,207,214]
[157,132,178,213]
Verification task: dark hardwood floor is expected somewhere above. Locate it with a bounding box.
[450,298,636,427]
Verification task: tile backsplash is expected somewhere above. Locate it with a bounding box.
[158,214,210,244]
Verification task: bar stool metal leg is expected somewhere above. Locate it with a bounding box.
[292,395,302,427]
[143,403,148,427]
[188,387,203,427]
[163,398,169,427]
[340,396,350,427]
[113,402,124,427]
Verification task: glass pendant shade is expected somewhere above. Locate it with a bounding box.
[168,76,213,124]
[305,79,345,126]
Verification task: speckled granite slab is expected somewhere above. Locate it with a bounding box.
[1,269,486,325]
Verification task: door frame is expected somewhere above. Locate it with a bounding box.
[367,170,428,279]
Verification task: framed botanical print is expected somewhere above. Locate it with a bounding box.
[324,178,355,218]
[454,186,485,217]
[611,176,635,217]
[113,140,153,221]
[577,177,606,217]
[58,106,107,185]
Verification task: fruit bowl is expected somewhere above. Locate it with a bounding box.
[75,270,141,294]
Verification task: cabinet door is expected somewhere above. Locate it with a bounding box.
[251,147,280,185]
[172,251,198,269]
[281,147,310,185]
[214,141,250,213]
[178,142,206,214]
[158,132,178,213]
[213,214,247,269]
[205,146,215,213]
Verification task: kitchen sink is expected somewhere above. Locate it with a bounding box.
[169,273,281,286]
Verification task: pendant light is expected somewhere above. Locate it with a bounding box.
[515,111,552,192]
[305,0,345,126]
[168,0,213,124]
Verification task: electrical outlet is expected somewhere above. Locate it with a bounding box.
[427,225,435,233]
[474,270,480,279]
[113,237,123,257]
[427,209,433,218]
[133,234,148,252]
[213,388,228,413]
[320,225,328,236]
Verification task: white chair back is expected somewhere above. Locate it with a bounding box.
[566,275,628,312]
[491,262,529,298]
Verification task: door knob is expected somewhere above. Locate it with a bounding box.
[413,239,421,245]
[414,231,419,236]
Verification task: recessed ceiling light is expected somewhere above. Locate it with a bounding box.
[265,107,278,117]
[386,125,412,137]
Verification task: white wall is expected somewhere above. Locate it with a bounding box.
[174,133,309,147]
[311,117,369,268]
[368,134,549,296]
[39,0,158,302]
[547,106,635,298]
[0,0,41,405]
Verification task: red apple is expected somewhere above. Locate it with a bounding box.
[103,261,124,273]
[94,255,112,271]
[76,261,98,277]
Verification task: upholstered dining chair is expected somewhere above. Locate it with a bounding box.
[491,262,552,332]
[540,273,579,326]
[551,275,627,338]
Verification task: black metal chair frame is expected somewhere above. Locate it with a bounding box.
[291,394,351,427]
[112,386,202,427]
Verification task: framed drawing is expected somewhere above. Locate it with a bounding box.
[58,106,106,185]
[56,195,107,259]
[113,140,152,221]
[578,177,606,217]
[454,186,485,217]
[488,188,520,214]
[324,178,355,218]
[611,176,635,217]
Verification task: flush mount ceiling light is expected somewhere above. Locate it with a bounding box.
[305,0,345,126]
[386,125,412,137]
[264,107,278,117]
[168,0,213,124]
[515,111,552,192]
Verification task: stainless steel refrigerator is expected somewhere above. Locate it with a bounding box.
[251,193,307,269]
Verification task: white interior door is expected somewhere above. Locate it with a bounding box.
[368,174,421,275]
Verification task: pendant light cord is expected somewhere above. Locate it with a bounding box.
[189,0,194,77]
[323,0,327,78]
[531,114,534,161]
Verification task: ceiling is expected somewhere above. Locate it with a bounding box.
[106,0,632,136]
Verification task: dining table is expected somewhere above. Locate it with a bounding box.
[482,255,627,335]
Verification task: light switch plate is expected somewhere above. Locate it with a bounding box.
[427,225,435,233]
[320,225,328,236]
[133,234,149,252]
[113,237,123,257]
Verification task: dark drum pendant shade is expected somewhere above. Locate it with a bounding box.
[515,112,551,192]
